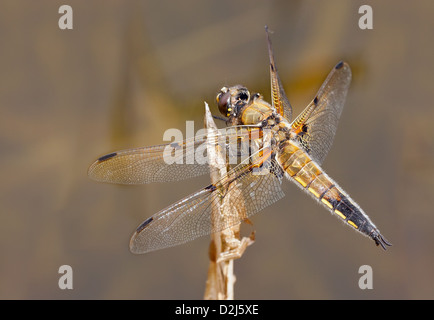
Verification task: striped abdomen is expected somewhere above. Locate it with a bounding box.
[277,140,390,249]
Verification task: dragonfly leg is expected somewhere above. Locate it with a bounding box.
[216,232,255,263]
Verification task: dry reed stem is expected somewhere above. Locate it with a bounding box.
[203,103,254,300]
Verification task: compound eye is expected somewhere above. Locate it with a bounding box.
[216,90,231,116]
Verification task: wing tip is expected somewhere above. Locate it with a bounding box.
[88,152,117,181]
[129,231,142,254]
[129,237,141,254]
[129,217,155,254]
[87,161,99,179]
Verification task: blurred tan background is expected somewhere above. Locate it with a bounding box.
[1,0,433,299]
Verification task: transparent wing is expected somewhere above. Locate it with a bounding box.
[129,155,285,254]
[266,26,293,122]
[88,126,260,184]
[290,61,352,164]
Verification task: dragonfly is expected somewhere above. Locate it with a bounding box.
[88,26,391,254]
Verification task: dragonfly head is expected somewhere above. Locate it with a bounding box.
[216,85,251,118]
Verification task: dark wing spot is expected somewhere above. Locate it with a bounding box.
[313,96,319,105]
[335,61,344,69]
[205,184,217,192]
[170,142,181,150]
[98,152,117,162]
[136,217,154,233]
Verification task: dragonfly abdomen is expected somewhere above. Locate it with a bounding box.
[277,140,390,248]
[317,181,390,249]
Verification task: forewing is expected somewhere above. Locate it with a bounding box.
[266,26,293,121]
[88,126,260,184]
[129,156,285,254]
[291,61,352,164]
